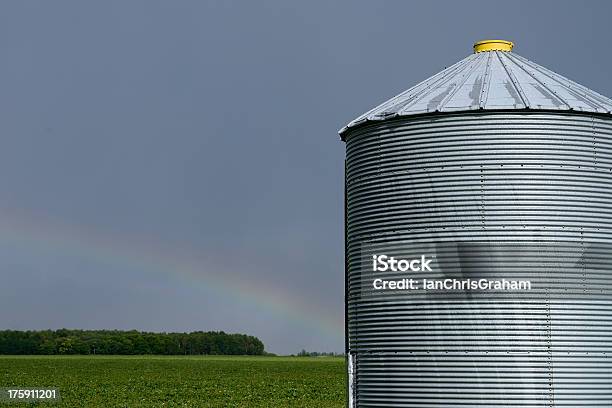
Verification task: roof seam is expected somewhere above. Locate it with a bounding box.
[495,51,529,108]
[479,51,493,108]
[352,56,474,124]
[436,53,486,112]
[394,54,479,116]
[512,53,612,112]
[504,52,571,109]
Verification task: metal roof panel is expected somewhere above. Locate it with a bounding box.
[340,46,612,135]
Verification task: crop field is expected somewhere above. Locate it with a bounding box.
[0,356,347,407]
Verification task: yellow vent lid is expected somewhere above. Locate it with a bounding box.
[473,39,513,53]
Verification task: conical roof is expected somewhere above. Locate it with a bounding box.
[340,40,612,136]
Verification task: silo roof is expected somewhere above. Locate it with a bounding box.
[340,39,612,136]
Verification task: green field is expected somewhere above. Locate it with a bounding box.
[0,356,347,407]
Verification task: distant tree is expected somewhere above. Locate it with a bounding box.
[58,337,74,355]
[296,350,341,357]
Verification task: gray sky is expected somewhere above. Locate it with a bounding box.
[0,0,611,354]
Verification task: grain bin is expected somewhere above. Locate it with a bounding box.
[340,40,612,407]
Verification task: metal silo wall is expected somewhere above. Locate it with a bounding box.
[344,112,612,407]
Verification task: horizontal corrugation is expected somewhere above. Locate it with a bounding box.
[344,112,612,407]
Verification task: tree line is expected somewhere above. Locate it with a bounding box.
[0,329,265,355]
[295,349,343,357]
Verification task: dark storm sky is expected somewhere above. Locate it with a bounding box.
[1,0,611,354]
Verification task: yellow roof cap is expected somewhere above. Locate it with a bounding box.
[473,39,514,53]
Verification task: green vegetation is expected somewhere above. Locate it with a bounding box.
[0,355,346,407]
[0,330,264,356]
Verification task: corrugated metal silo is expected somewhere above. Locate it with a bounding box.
[340,40,612,407]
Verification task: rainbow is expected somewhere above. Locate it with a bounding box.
[0,207,343,343]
